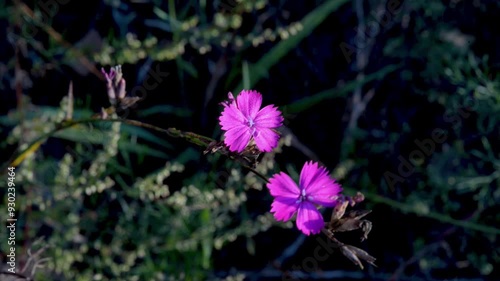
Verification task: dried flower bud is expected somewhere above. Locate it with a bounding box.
[352,192,365,203]
[113,65,123,87]
[323,193,376,269]
[331,200,348,221]
[117,78,126,99]
[340,245,377,270]
[101,67,116,82]
[107,83,116,101]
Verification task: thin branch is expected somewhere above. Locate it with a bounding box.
[242,165,269,183]
[2,118,209,170]
[1,117,271,183]
[342,0,382,157]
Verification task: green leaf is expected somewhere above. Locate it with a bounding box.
[121,123,174,150]
[234,0,351,92]
[176,147,201,164]
[177,58,199,78]
[200,209,213,269]
[107,157,134,174]
[53,125,107,144]
[137,105,191,118]
[280,64,401,115]
[246,237,256,256]
[118,141,170,159]
[153,6,170,21]
[0,107,93,126]
[52,125,170,159]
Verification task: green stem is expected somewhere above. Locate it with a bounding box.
[343,187,500,235]
[244,166,269,183]
[2,117,271,183]
[9,111,495,237]
[2,118,213,171]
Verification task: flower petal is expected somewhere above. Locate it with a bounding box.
[254,104,283,128]
[299,161,342,207]
[236,90,262,119]
[307,180,342,207]
[296,201,325,235]
[299,161,324,189]
[223,125,251,152]
[270,196,299,222]
[226,92,236,105]
[253,128,280,152]
[220,92,236,107]
[219,103,246,130]
[267,172,300,198]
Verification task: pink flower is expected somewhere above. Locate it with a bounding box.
[219,90,283,152]
[266,161,342,235]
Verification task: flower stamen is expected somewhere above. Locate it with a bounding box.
[219,90,283,152]
[266,161,343,235]
[247,118,255,127]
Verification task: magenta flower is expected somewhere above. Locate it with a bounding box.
[219,90,283,152]
[266,161,342,235]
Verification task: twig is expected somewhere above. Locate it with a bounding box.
[343,0,379,143]
[204,55,227,108]
[280,126,320,162]
[341,0,387,162]
[1,117,271,183]
[346,0,368,132]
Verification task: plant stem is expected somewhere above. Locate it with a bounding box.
[2,118,212,171]
[343,187,500,235]
[2,117,271,184]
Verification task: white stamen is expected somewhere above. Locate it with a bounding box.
[296,189,308,203]
[247,118,255,127]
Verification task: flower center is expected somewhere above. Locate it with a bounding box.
[246,117,255,127]
[296,188,314,204]
[297,189,307,203]
[247,118,259,137]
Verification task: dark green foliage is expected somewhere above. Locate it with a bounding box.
[1,0,499,280]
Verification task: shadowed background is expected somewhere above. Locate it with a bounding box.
[0,0,499,280]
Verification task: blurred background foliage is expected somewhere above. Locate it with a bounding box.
[0,0,499,280]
